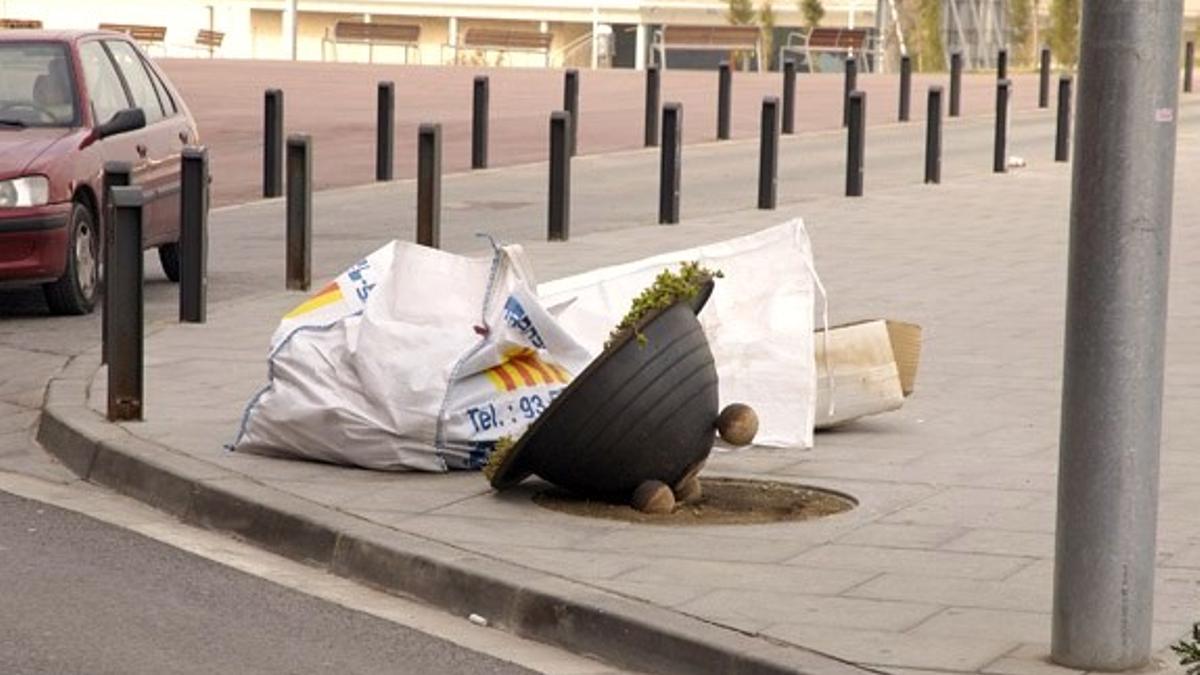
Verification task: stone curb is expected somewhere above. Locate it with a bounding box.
[37,348,877,675]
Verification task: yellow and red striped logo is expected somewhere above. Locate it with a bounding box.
[284,281,344,319]
[484,348,571,392]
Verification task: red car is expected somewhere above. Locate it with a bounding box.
[0,30,198,314]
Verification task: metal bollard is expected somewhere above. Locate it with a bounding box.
[717,61,732,140]
[644,64,660,147]
[548,112,571,240]
[285,134,311,291]
[100,161,131,366]
[994,79,1010,173]
[997,48,1008,80]
[950,51,962,117]
[1039,47,1051,108]
[782,59,797,134]
[659,102,682,224]
[846,91,865,197]
[1056,75,1072,162]
[843,55,858,127]
[417,123,442,248]
[107,185,144,422]
[472,76,490,169]
[758,97,779,209]
[925,87,943,184]
[376,81,394,181]
[563,69,579,156]
[1186,41,1195,93]
[899,55,912,122]
[263,88,283,198]
[179,147,208,323]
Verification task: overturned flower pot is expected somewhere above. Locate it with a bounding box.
[487,279,719,498]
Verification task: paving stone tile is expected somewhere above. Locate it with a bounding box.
[573,528,817,563]
[910,607,1050,644]
[594,579,714,609]
[787,544,1033,580]
[940,529,1055,558]
[680,589,940,631]
[836,523,968,550]
[762,623,1017,672]
[613,559,875,596]
[846,574,1049,613]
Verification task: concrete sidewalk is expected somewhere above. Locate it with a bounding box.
[38,122,1200,673]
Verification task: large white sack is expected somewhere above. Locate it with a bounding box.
[233,241,590,471]
[538,220,820,448]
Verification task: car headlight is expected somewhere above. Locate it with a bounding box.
[0,176,50,208]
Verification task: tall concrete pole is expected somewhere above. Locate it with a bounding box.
[1052,1,1182,671]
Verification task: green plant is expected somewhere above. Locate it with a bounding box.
[608,261,722,349]
[726,0,756,25]
[1048,0,1080,68]
[916,0,945,72]
[1173,623,1200,675]
[483,435,516,482]
[800,0,825,30]
[759,0,776,70]
[1008,0,1035,66]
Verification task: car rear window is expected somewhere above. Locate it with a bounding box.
[0,42,79,127]
[144,59,177,116]
[104,40,165,124]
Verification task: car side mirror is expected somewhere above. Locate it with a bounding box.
[95,107,145,140]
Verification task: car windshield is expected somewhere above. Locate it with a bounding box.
[0,42,78,128]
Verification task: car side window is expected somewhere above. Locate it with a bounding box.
[143,58,177,116]
[104,40,165,124]
[78,41,129,126]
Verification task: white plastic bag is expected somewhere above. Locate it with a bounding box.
[538,220,820,448]
[233,241,590,471]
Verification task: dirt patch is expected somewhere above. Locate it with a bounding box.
[532,478,855,525]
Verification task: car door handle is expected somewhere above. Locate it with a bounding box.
[136,144,148,157]
[178,131,189,144]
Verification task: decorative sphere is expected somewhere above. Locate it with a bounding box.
[716,403,759,446]
[631,480,676,514]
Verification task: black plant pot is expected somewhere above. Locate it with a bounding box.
[489,281,719,497]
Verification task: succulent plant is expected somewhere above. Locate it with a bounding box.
[607,261,722,349]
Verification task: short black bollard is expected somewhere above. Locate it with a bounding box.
[758,97,779,209]
[782,59,797,134]
[107,185,144,422]
[925,87,943,184]
[285,134,311,291]
[376,81,394,181]
[899,55,912,122]
[179,147,208,323]
[997,48,1007,80]
[846,91,865,197]
[1055,75,1072,162]
[644,64,660,147]
[417,123,442,248]
[548,112,571,240]
[949,51,962,117]
[1186,41,1195,93]
[472,76,489,169]
[843,55,858,127]
[263,88,283,198]
[563,69,579,156]
[659,102,682,224]
[717,61,732,140]
[1039,47,1051,108]
[101,161,132,366]
[994,79,1010,173]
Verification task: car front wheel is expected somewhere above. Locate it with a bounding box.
[43,201,99,316]
[158,242,180,283]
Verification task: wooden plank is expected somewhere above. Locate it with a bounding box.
[334,21,420,45]
[0,18,42,29]
[665,25,760,49]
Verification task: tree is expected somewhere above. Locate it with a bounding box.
[726,0,756,25]
[800,0,825,30]
[1048,0,1080,68]
[1009,0,1035,66]
[760,0,777,70]
[916,0,944,71]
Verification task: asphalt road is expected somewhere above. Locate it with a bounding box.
[0,489,536,675]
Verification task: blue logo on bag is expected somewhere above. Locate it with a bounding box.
[502,296,546,349]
